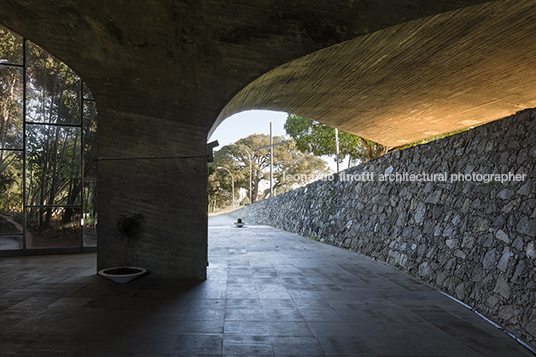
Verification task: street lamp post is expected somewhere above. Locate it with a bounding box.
[217,166,234,210]
[238,144,252,204]
[335,128,340,173]
[270,122,273,197]
[253,122,289,198]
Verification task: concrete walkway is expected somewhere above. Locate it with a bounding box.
[0,214,532,356]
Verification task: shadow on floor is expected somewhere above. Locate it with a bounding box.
[0,214,533,356]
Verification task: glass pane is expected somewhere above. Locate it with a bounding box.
[0,234,22,250]
[26,206,82,249]
[0,25,23,65]
[0,150,23,215]
[26,124,82,206]
[0,66,23,149]
[0,150,23,250]
[83,180,97,247]
[26,42,81,125]
[82,82,94,100]
[83,101,97,178]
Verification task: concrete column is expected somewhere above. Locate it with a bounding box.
[96,109,208,280]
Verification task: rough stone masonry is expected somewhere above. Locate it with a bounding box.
[234,108,536,348]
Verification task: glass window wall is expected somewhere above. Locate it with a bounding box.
[0,25,97,253]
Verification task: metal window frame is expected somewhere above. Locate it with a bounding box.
[0,33,97,256]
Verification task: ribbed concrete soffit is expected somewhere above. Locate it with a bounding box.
[0,0,491,137]
[217,0,536,147]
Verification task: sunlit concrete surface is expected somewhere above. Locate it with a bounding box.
[0,214,532,356]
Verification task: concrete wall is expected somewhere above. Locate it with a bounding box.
[234,108,536,347]
[97,110,208,280]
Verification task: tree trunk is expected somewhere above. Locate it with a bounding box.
[44,64,69,229]
[63,129,80,225]
[37,126,51,234]
[44,126,61,229]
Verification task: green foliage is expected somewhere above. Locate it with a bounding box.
[208,134,329,210]
[0,168,21,213]
[237,218,242,223]
[116,213,144,245]
[285,114,470,164]
[116,213,144,267]
[0,25,98,243]
[0,27,24,152]
[26,41,81,125]
[0,171,15,192]
[0,26,23,64]
[284,114,388,165]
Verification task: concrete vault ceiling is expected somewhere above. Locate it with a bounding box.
[216,0,536,146]
[0,0,532,146]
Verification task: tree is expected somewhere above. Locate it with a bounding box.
[208,134,329,210]
[24,42,83,233]
[284,114,389,166]
[0,27,24,216]
[208,164,236,212]
[285,114,473,167]
[0,25,97,246]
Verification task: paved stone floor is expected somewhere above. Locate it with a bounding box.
[0,214,533,356]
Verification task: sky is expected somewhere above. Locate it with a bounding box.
[208,110,337,172]
[208,110,289,148]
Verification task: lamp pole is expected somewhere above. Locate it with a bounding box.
[270,122,273,197]
[335,128,340,173]
[253,129,289,199]
[238,144,252,204]
[217,166,234,210]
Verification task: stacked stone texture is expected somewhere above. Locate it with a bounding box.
[235,108,536,348]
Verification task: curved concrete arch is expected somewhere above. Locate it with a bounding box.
[0,0,522,279]
[0,0,491,132]
[215,0,536,147]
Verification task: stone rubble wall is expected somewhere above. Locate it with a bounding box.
[233,108,536,348]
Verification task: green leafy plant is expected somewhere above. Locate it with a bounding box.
[116,213,144,268]
[237,218,242,223]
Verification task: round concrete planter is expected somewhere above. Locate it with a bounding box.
[234,222,245,228]
[98,267,147,283]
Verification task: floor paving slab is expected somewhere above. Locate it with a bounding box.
[0,213,533,356]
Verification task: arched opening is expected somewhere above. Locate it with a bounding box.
[0,25,97,254]
[211,0,536,149]
[208,110,291,212]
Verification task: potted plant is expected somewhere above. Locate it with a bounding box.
[234,218,245,228]
[98,213,147,283]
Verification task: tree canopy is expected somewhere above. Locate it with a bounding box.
[284,114,389,166]
[284,114,472,167]
[208,134,329,211]
[0,25,97,247]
